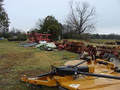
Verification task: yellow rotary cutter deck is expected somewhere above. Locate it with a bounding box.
[21,57,120,90]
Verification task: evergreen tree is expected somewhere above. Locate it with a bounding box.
[0,0,9,37]
[37,15,62,40]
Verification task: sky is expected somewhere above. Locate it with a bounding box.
[3,0,120,34]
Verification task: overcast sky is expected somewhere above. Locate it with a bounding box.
[3,0,120,34]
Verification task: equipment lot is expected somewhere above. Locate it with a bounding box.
[0,39,120,90]
[0,40,78,90]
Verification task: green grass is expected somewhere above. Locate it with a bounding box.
[90,39,118,43]
[1,39,118,90]
[89,39,120,47]
[0,40,78,90]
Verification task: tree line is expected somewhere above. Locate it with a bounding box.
[91,33,120,40]
[29,1,97,41]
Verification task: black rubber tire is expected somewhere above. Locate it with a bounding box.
[107,54,117,62]
[107,54,120,69]
[102,53,111,59]
[59,86,68,90]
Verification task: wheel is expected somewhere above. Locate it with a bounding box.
[107,55,120,69]
[59,86,68,90]
[108,54,117,62]
[102,53,111,59]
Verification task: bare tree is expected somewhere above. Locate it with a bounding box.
[35,18,44,30]
[66,1,96,34]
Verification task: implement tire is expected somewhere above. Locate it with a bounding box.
[107,54,120,68]
[108,54,117,62]
[59,86,68,90]
[102,53,111,59]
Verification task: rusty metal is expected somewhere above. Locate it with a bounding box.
[27,31,52,43]
[104,41,120,45]
[116,41,120,45]
[56,41,85,53]
[56,41,120,62]
[96,46,119,58]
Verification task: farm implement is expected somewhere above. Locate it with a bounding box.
[21,57,120,90]
[55,40,120,66]
[19,31,53,47]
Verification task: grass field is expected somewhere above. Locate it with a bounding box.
[0,39,119,90]
[0,40,79,90]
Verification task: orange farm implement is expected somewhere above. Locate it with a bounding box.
[21,57,120,90]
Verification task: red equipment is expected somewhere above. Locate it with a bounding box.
[27,31,52,42]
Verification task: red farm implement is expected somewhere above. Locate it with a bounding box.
[19,31,53,47]
[27,31,52,43]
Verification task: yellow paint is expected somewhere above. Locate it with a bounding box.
[21,59,120,90]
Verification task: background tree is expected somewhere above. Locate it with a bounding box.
[90,33,120,39]
[35,18,44,33]
[0,0,10,37]
[9,27,27,39]
[62,24,75,39]
[66,1,96,36]
[36,15,62,40]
